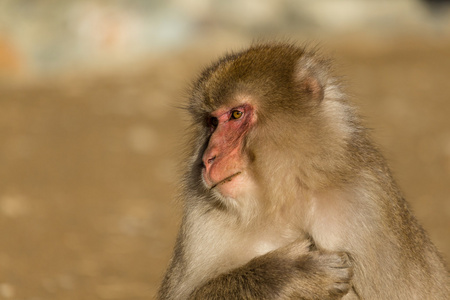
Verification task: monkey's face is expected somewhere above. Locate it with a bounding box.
[189,43,351,203]
[201,103,258,199]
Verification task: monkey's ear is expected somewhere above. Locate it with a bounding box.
[294,55,328,102]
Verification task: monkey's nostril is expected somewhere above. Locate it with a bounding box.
[207,156,216,165]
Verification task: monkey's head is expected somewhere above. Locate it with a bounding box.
[186,43,356,216]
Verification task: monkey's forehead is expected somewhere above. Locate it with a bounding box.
[189,43,307,113]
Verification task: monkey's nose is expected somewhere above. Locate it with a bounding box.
[202,147,217,172]
[202,145,218,172]
[202,153,217,187]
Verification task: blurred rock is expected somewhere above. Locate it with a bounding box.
[0,194,29,217]
[57,274,76,290]
[0,35,23,77]
[127,125,158,154]
[96,282,151,299]
[0,283,15,299]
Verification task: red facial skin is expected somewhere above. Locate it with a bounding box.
[202,104,254,196]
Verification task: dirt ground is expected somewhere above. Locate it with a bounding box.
[0,37,449,299]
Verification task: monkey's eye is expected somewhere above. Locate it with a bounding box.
[231,110,243,120]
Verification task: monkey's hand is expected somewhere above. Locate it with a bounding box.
[188,240,353,300]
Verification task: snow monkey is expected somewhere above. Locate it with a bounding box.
[158,43,449,300]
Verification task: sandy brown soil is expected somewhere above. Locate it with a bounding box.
[0,37,449,299]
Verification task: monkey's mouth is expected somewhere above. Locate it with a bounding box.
[210,172,242,190]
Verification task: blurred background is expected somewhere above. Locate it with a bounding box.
[0,0,449,299]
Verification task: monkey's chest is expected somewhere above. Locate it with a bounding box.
[212,230,299,272]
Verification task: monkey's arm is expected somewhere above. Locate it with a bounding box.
[188,242,353,300]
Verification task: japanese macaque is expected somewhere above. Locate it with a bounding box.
[158,43,449,299]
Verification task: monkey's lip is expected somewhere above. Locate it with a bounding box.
[210,172,242,190]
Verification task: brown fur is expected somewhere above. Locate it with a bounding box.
[158,42,450,300]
